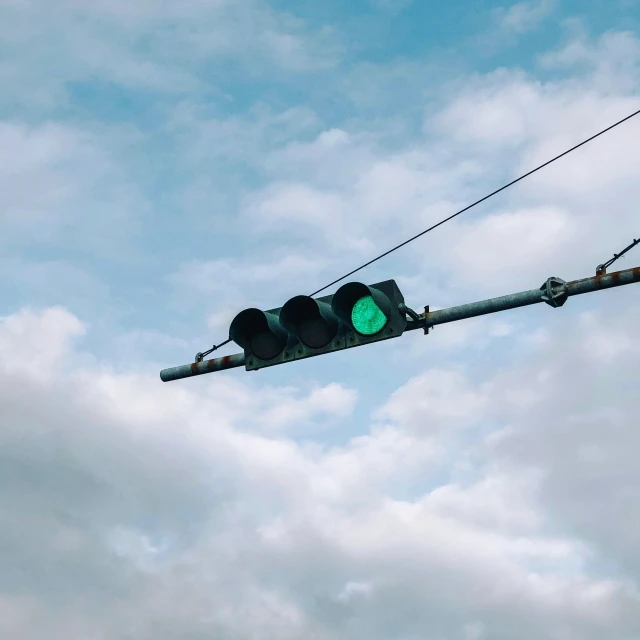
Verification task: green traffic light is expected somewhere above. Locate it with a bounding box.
[351,295,387,335]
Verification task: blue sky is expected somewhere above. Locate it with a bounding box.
[1,0,640,638]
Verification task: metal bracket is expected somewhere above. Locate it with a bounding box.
[194,338,232,363]
[398,303,420,322]
[540,276,568,308]
[595,238,639,275]
[398,302,431,333]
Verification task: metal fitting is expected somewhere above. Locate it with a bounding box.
[540,276,568,308]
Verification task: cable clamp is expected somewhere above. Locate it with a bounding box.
[195,338,231,363]
[595,238,639,276]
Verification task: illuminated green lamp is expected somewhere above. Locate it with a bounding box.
[351,295,387,335]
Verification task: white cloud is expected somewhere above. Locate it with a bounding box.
[0,121,145,253]
[408,35,640,302]
[496,0,556,34]
[170,254,321,297]
[0,0,342,111]
[442,206,575,289]
[375,369,489,434]
[246,382,359,431]
[0,307,85,381]
[425,470,543,533]
[370,0,413,15]
[169,253,328,331]
[167,103,321,168]
[539,29,640,93]
[244,126,484,264]
[335,580,373,603]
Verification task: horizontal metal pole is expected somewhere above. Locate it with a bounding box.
[414,265,640,329]
[565,266,640,296]
[160,353,245,382]
[160,266,639,381]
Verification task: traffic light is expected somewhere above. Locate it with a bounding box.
[229,279,408,370]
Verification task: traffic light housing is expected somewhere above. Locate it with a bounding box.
[229,279,407,370]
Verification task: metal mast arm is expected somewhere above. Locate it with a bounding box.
[160,266,640,382]
[408,265,640,332]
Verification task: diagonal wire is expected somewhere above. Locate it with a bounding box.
[309,106,640,296]
[199,106,640,360]
[596,237,640,274]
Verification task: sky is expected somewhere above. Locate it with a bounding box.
[1,0,640,638]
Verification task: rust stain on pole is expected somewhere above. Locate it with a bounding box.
[161,353,245,382]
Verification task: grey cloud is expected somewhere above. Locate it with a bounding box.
[486,305,640,586]
[2,300,640,638]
